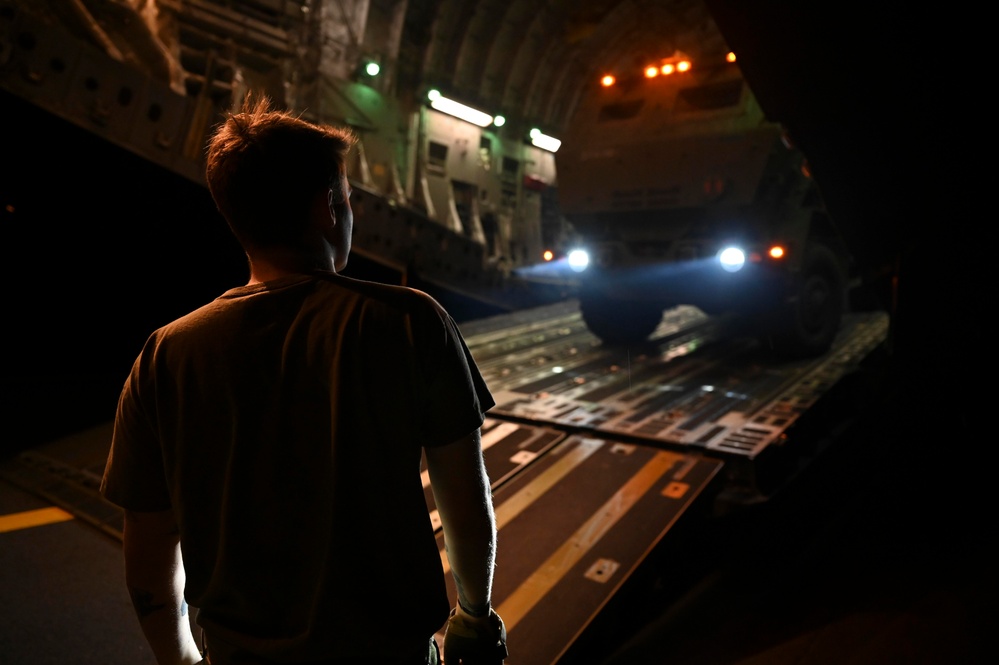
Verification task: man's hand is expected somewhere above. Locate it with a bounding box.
[442,605,507,665]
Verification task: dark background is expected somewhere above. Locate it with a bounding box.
[1,89,237,450]
[2,89,488,452]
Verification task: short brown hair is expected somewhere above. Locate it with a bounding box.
[205,95,357,248]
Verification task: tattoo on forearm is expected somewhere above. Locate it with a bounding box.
[129,588,167,619]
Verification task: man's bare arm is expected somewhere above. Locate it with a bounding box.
[425,428,496,617]
[122,509,202,665]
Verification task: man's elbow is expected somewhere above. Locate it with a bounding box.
[122,509,182,583]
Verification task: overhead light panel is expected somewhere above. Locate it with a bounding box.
[427,90,493,128]
[529,128,561,152]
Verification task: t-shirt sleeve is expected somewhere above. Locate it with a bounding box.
[100,341,173,512]
[412,299,495,448]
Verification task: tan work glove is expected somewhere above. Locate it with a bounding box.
[442,605,508,664]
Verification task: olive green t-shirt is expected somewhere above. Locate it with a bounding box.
[101,272,494,662]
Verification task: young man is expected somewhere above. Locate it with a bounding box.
[100,96,508,665]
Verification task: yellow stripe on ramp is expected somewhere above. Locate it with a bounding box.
[497,450,681,631]
[0,507,74,533]
[439,437,605,576]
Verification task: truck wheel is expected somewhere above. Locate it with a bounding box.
[579,295,665,346]
[767,243,846,358]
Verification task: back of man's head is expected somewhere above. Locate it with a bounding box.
[205,95,357,249]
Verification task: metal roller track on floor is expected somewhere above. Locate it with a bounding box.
[461,302,889,461]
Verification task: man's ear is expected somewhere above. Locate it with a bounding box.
[326,188,337,226]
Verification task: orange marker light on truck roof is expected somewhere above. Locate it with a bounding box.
[601,74,615,87]
[677,60,691,72]
[644,66,659,78]
[661,63,675,75]
[769,245,786,259]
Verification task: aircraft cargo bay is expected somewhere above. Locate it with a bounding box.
[0,0,992,663]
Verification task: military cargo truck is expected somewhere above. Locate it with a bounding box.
[557,52,850,357]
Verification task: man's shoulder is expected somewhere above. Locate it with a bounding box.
[147,274,453,346]
[316,272,447,318]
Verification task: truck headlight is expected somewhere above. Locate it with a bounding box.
[718,246,746,273]
[567,248,590,272]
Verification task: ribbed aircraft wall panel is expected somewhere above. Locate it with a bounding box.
[0,5,201,182]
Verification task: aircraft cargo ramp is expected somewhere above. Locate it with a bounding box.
[1,301,890,664]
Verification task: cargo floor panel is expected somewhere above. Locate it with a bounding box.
[483,311,889,460]
[434,434,724,665]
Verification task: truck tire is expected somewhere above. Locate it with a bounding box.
[579,294,665,346]
[766,242,846,358]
